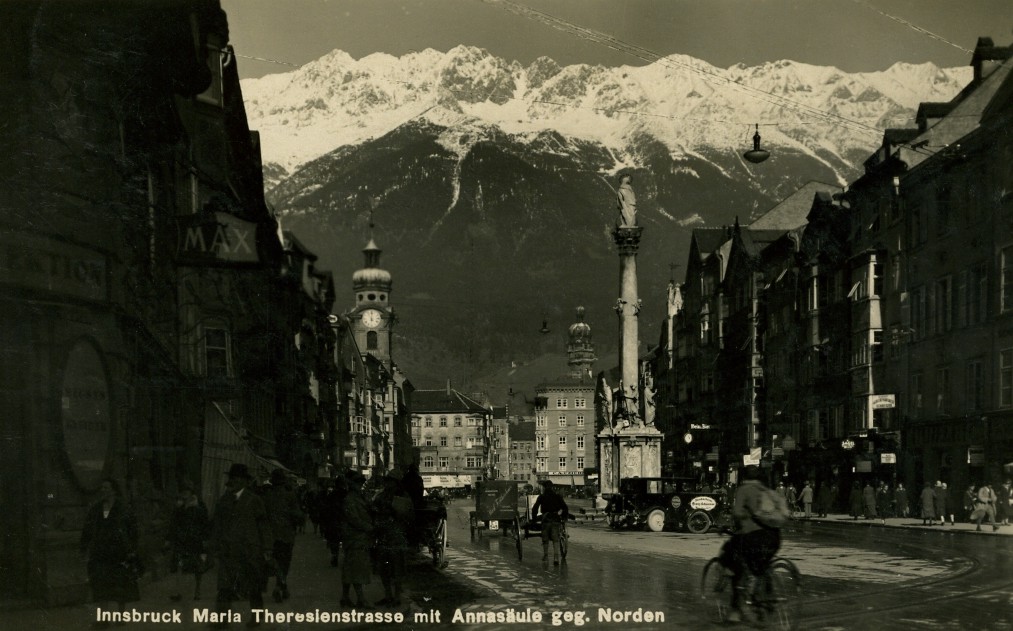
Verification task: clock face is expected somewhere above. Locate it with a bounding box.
[361,309,383,329]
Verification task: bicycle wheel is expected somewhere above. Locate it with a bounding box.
[559,524,568,560]
[700,558,732,624]
[764,558,802,631]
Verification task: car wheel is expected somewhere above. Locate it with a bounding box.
[646,508,666,532]
[687,510,713,534]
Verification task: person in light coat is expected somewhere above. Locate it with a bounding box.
[800,482,814,519]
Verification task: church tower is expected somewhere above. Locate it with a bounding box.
[350,232,393,369]
[567,306,597,379]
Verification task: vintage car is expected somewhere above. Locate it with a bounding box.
[604,477,731,534]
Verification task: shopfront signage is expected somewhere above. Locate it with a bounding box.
[690,496,718,511]
[880,453,896,464]
[176,212,261,265]
[967,446,984,466]
[690,424,712,430]
[61,340,112,490]
[0,232,107,302]
[870,394,896,410]
[670,496,682,509]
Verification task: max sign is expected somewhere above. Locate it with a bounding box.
[177,212,259,265]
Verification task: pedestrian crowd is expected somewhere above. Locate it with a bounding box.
[81,462,431,629]
[763,475,1012,532]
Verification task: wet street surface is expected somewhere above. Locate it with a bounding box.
[424,503,1013,630]
[3,505,1011,630]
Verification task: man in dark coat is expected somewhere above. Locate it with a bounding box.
[209,463,273,627]
[80,478,140,621]
[263,469,302,602]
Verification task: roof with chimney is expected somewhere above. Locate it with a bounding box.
[748,181,837,231]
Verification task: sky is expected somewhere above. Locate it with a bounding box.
[222,0,1013,80]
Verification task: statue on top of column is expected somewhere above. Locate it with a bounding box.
[616,174,637,227]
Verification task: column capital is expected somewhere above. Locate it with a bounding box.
[612,226,643,253]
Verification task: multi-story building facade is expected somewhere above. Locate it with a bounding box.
[507,420,537,484]
[534,307,597,486]
[669,38,1013,493]
[0,2,331,602]
[411,385,493,487]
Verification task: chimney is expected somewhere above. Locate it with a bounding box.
[446,378,452,397]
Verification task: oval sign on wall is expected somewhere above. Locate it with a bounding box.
[670,496,682,509]
[689,496,717,511]
[61,340,112,490]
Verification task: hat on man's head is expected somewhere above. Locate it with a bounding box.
[270,469,287,485]
[226,463,252,480]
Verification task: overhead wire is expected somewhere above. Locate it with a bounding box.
[847,0,973,55]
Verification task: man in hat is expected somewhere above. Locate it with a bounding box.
[531,480,569,565]
[209,463,273,628]
[340,469,374,607]
[263,469,302,603]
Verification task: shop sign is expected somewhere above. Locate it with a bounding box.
[870,394,896,410]
[61,340,111,490]
[856,460,872,473]
[880,453,896,464]
[0,232,106,302]
[690,496,718,511]
[176,212,260,265]
[967,447,984,466]
[690,424,712,430]
[670,496,682,509]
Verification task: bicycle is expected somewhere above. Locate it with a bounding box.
[700,551,801,630]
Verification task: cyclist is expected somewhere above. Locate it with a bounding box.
[531,480,569,565]
[719,465,782,623]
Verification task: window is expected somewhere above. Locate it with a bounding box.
[537,435,546,449]
[872,262,883,297]
[468,417,477,426]
[439,436,447,447]
[411,438,419,447]
[576,457,585,469]
[536,417,546,428]
[936,182,952,234]
[966,360,985,411]
[204,326,231,377]
[872,330,883,363]
[466,457,476,468]
[424,417,433,427]
[439,416,447,427]
[936,367,950,414]
[556,398,568,408]
[454,436,462,447]
[1002,246,1013,313]
[575,415,585,427]
[466,437,475,448]
[1001,350,1013,408]
[410,418,419,427]
[537,458,547,472]
[574,398,586,408]
[576,436,585,450]
[423,456,434,468]
[935,277,953,333]
[454,416,462,426]
[439,457,448,469]
[424,436,433,447]
[911,373,923,417]
[559,457,567,469]
[558,416,566,427]
[558,436,566,447]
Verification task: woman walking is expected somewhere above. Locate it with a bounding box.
[166,482,210,601]
[80,479,140,627]
[894,483,909,518]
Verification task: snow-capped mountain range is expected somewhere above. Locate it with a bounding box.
[239,46,972,390]
[241,45,971,183]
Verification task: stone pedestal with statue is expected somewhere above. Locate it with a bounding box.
[595,175,662,496]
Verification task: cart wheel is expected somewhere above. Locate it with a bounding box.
[686,510,713,534]
[433,518,448,568]
[646,508,666,532]
[514,517,523,561]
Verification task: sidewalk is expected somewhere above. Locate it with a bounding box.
[799,512,1013,536]
[0,531,425,629]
